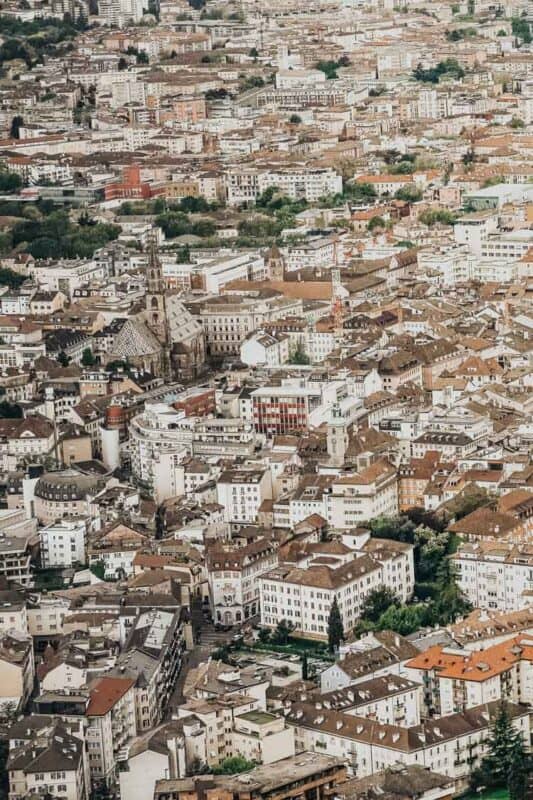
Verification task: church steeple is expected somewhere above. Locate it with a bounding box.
[146,238,165,296]
[145,239,167,345]
[266,244,285,282]
[145,239,171,378]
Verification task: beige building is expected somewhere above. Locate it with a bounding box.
[0,632,35,715]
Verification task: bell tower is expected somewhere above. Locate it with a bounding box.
[145,239,171,379]
[266,244,285,282]
[145,239,168,346]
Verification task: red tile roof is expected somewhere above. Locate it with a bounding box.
[87,676,135,716]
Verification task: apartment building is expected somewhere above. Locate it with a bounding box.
[112,607,185,731]
[325,460,399,529]
[320,632,419,692]
[285,700,529,788]
[260,554,383,641]
[88,522,148,580]
[207,536,279,626]
[405,635,533,717]
[129,403,192,494]
[0,510,35,587]
[177,694,258,768]
[0,631,35,713]
[225,167,342,206]
[318,673,421,728]
[453,541,533,612]
[86,676,137,787]
[0,415,55,473]
[481,229,533,260]
[216,469,272,525]
[154,754,346,800]
[7,721,88,800]
[40,518,88,569]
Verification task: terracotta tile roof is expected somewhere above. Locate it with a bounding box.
[448,507,521,538]
[87,676,135,716]
[406,637,529,682]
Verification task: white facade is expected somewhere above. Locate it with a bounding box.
[453,543,533,612]
[40,518,88,568]
[325,462,398,529]
[260,555,383,640]
[216,469,272,524]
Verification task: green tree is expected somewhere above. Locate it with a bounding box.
[289,114,302,124]
[327,597,344,652]
[57,351,70,367]
[418,209,456,227]
[301,651,308,680]
[0,401,22,419]
[389,160,414,175]
[376,604,428,636]
[511,16,532,44]
[288,343,310,365]
[510,116,525,128]
[394,185,423,202]
[413,58,465,83]
[471,702,530,795]
[179,195,210,213]
[0,267,24,289]
[368,215,386,231]
[272,618,294,645]
[360,586,400,623]
[257,627,271,643]
[9,115,23,138]
[136,50,149,64]
[315,59,342,79]
[507,736,530,800]
[89,560,106,581]
[212,756,255,775]
[81,347,96,367]
[0,171,22,193]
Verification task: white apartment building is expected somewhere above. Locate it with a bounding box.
[8,724,88,800]
[284,236,339,272]
[216,468,272,525]
[86,676,137,787]
[453,541,533,612]
[260,553,383,641]
[469,257,520,283]
[129,403,192,494]
[40,518,88,568]
[405,635,533,717]
[481,229,533,260]
[30,259,108,298]
[98,0,146,27]
[191,252,267,294]
[225,167,342,206]
[317,674,421,728]
[240,332,290,368]
[325,460,399,529]
[454,212,498,255]
[207,536,279,625]
[285,700,530,788]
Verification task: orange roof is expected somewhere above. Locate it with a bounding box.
[87,677,135,716]
[406,638,526,682]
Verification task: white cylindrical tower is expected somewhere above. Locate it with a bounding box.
[100,425,120,471]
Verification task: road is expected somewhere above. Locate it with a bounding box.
[166,622,235,714]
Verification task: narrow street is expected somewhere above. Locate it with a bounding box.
[166,621,235,715]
